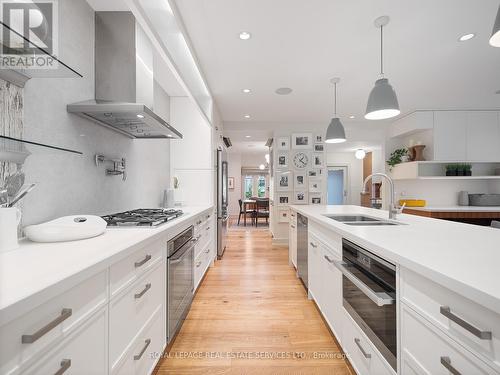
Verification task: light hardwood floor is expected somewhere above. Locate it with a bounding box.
[155,227,354,374]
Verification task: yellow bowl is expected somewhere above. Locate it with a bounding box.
[399,199,426,207]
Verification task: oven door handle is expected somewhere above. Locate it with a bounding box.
[169,242,194,264]
[334,260,395,307]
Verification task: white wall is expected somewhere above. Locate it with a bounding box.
[20,0,173,225]
[227,152,242,216]
[326,152,364,205]
[241,153,267,167]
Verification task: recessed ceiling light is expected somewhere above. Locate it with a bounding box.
[244,114,251,119]
[245,135,251,138]
[137,114,145,118]
[275,87,293,95]
[458,33,475,42]
[242,88,251,94]
[259,164,265,170]
[349,115,355,119]
[239,31,251,40]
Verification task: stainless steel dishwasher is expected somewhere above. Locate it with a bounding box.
[166,225,196,343]
[296,213,308,288]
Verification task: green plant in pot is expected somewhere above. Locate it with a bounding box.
[456,163,465,176]
[387,148,408,171]
[446,164,457,176]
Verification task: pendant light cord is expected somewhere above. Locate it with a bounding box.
[380,25,384,76]
[334,82,337,116]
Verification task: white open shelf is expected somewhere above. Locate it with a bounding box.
[390,161,500,180]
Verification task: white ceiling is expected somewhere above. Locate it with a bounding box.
[175,0,500,125]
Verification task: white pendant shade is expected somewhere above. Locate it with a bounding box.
[325,117,346,143]
[365,78,400,120]
[355,149,366,159]
[490,5,500,47]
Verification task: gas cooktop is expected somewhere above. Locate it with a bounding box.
[102,208,183,227]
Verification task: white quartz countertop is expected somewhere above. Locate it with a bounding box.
[0,206,213,325]
[405,205,500,212]
[290,205,500,313]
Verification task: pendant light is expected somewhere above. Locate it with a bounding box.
[325,77,346,144]
[365,16,400,120]
[490,5,500,47]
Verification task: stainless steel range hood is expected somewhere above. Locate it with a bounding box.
[67,12,182,139]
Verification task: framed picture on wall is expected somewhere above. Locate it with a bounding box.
[294,190,308,204]
[294,172,306,189]
[309,179,321,193]
[291,133,313,149]
[228,177,234,189]
[314,168,323,176]
[276,171,292,191]
[278,208,290,223]
[308,170,317,177]
[277,193,290,206]
[314,144,324,152]
[310,194,322,205]
[313,153,324,167]
[277,152,289,169]
[276,137,290,150]
[315,134,324,143]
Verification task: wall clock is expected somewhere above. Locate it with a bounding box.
[293,152,309,169]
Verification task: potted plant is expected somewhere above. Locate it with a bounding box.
[446,164,457,176]
[386,148,408,171]
[464,163,472,176]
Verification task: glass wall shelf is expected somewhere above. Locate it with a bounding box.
[0,135,82,164]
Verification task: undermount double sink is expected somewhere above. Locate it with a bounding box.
[324,214,403,226]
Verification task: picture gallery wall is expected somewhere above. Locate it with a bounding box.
[272,133,326,223]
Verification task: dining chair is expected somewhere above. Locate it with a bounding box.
[254,198,270,226]
[238,199,255,225]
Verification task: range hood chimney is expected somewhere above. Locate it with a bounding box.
[67,12,182,139]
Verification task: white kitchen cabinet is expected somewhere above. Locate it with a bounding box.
[109,263,164,370]
[401,304,498,375]
[22,308,108,375]
[0,271,107,375]
[320,244,343,342]
[343,313,394,375]
[433,111,467,161]
[466,111,500,161]
[307,233,322,303]
[289,211,297,268]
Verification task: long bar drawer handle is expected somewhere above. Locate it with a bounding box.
[440,356,462,375]
[134,283,151,299]
[135,254,152,268]
[134,339,151,361]
[324,255,335,263]
[333,260,394,306]
[354,338,371,359]
[53,359,71,375]
[309,242,318,248]
[22,308,72,344]
[440,306,492,340]
[290,225,296,229]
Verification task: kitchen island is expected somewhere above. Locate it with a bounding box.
[403,205,500,226]
[289,204,500,375]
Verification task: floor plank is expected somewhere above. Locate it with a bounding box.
[155,227,354,374]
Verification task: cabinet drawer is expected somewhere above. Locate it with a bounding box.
[22,308,107,375]
[194,224,212,258]
[309,222,342,256]
[401,267,500,370]
[343,314,394,375]
[194,242,212,290]
[401,304,498,375]
[110,240,163,297]
[109,263,164,369]
[0,271,106,375]
[114,307,164,375]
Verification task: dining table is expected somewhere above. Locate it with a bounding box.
[242,199,256,226]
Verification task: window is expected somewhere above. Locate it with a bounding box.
[244,176,253,198]
[258,176,266,198]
